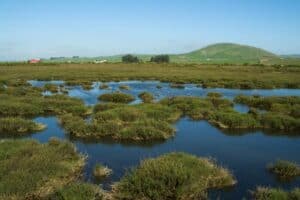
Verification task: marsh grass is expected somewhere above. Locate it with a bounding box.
[93,164,113,179]
[49,182,105,200]
[251,187,300,200]
[1,64,299,89]
[138,91,154,103]
[0,117,46,135]
[170,83,185,89]
[0,138,85,199]
[113,152,236,200]
[119,85,130,90]
[0,92,88,117]
[60,103,181,141]
[43,83,59,93]
[235,95,300,131]
[99,83,109,89]
[267,160,300,179]
[98,92,135,104]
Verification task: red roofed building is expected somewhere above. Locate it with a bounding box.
[29,59,41,64]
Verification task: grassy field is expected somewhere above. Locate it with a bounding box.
[1,63,300,89]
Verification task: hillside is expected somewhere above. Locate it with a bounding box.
[172,43,278,64]
[44,43,295,65]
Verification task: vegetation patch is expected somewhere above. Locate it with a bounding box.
[99,83,109,89]
[170,83,185,89]
[113,152,236,200]
[98,92,135,104]
[60,103,181,141]
[0,117,46,135]
[93,164,113,179]
[49,182,106,200]
[251,187,300,200]
[234,95,300,131]
[0,138,85,199]
[43,83,59,93]
[119,85,130,90]
[267,160,300,179]
[138,91,154,103]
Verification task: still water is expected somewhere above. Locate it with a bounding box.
[22,81,300,198]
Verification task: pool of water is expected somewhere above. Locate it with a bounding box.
[9,81,300,199]
[28,80,300,105]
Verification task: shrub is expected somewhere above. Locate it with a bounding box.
[138,92,154,103]
[0,139,85,199]
[150,55,170,63]
[113,152,236,200]
[122,54,139,63]
[98,92,135,104]
[268,160,300,179]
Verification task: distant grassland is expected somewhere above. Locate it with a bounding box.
[0,63,300,88]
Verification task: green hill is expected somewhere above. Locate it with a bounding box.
[172,43,278,64]
[44,43,292,65]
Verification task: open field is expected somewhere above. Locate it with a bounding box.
[1,63,300,89]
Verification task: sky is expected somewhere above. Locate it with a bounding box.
[1,0,300,61]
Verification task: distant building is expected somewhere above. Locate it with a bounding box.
[29,59,41,64]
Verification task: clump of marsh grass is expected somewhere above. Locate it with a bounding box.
[119,85,130,90]
[251,187,300,200]
[207,92,223,98]
[99,83,109,89]
[43,83,59,93]
[93,164,113,178]
[49,182,106,200]
[61,103,181,141]
[0,139,85,199]
[113,152,236,200]
[170,83,185,89]
[267,160,300,179]
[138,91,154,103]
[0,117,46,135]
[98,92,135,104]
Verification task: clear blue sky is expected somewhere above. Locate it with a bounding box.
[1,0,300,61]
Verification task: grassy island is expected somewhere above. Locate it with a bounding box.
[113,152,236,200]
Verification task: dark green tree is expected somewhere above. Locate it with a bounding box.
[150,55,170,63]
[122,54,139,63]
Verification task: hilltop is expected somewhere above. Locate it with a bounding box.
[171,43,278,64]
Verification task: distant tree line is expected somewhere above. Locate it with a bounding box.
[122,54,170,63]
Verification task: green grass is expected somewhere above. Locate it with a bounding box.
[0,87,89,117]
[0,117,46,135]
[60,103,181,141]
[251,187,300,200]
[268,160,300,179]
[234,95,300,131]
[0,63,299,89]
[173,43,278,64]
[0,138,85,199]
[98,92,135,104]
[113,152,236,200]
